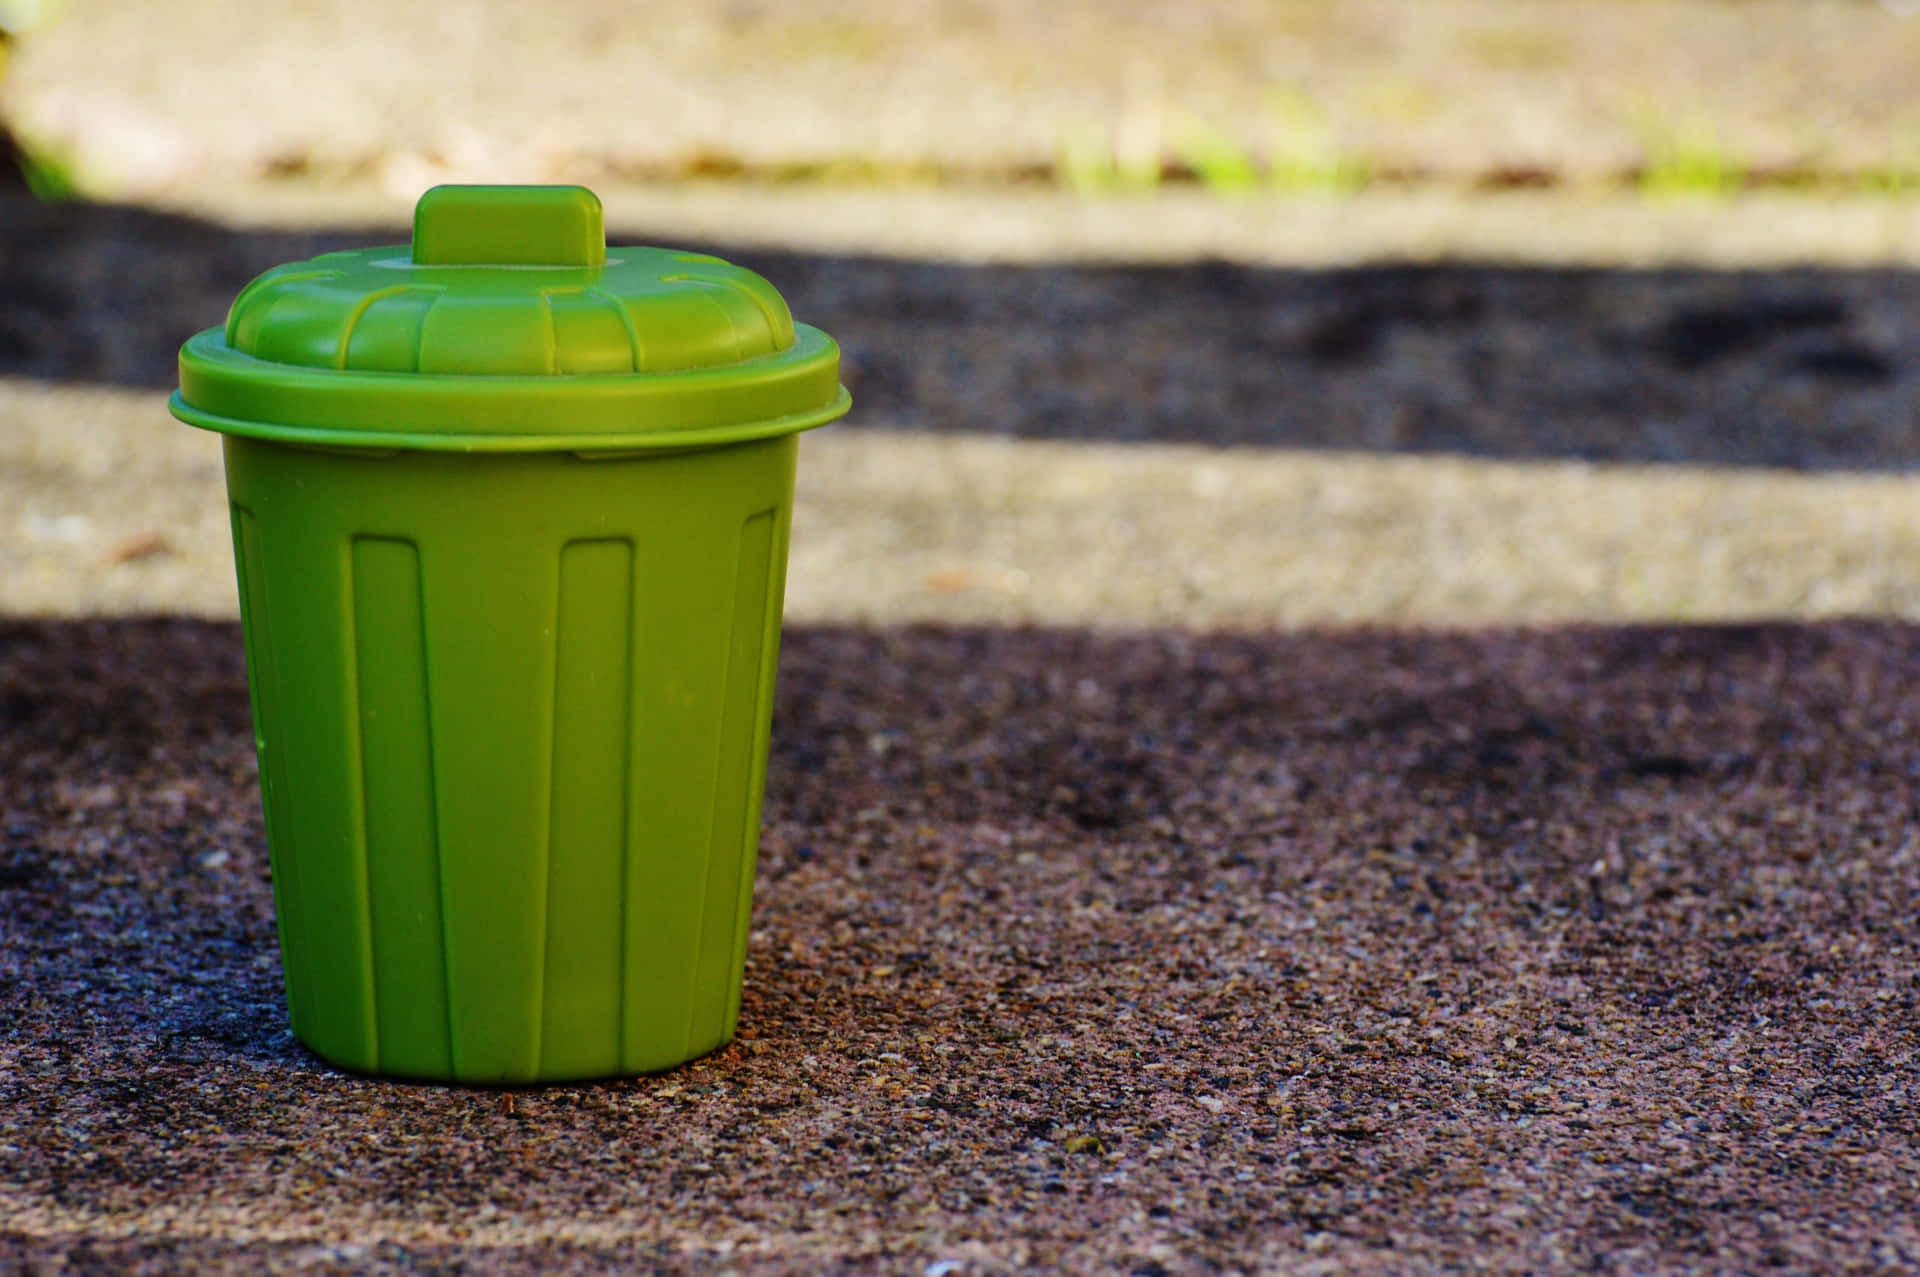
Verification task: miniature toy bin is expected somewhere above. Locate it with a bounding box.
[168,185,850,1083]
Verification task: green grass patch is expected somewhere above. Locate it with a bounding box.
[1169,113,1260,197]
[1058,120,1121,196]
[1265,88,1369,194]
[1630,105,1744,199]
[16,136,80,200]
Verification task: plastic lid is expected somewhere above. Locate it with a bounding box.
[170,185,849,452]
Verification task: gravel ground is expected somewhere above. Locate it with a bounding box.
[3,617,1917,1272]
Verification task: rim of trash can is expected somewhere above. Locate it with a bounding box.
[172,323,849,453]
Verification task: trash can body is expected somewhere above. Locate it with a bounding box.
[224,435,796,1082]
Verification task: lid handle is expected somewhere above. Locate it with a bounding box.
[411,185,607,268]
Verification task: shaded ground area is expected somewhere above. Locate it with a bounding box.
[3,618,1916,1272]
[5,195,1919,470]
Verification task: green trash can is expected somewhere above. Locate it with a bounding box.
[170,185,850,1083]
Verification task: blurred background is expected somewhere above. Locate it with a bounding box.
[6,0,1920,628]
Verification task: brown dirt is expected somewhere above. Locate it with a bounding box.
[3,617,1917,1272]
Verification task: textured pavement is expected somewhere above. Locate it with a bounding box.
[4,617,1918,1273]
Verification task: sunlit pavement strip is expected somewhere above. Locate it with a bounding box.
[145,182,1920,270]
[15,0,1920,207]
[7,378,1920,628]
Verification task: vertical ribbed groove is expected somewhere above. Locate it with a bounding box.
[727,501,790,1034]
[531,567,557,1083]
[334,286,412,369]
[426,588,454,1081]
[690,282,746,361]
[587,286,642,371]
[615,553,635,1068]
[616,719,630,1067]
[703,274,788,346]
[351,537,451,1077]
[224,269,341,348]
[344,540,380,1068]
[544,539,635,1078]
[686,508,776,1054]
[232,503,307,1032]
